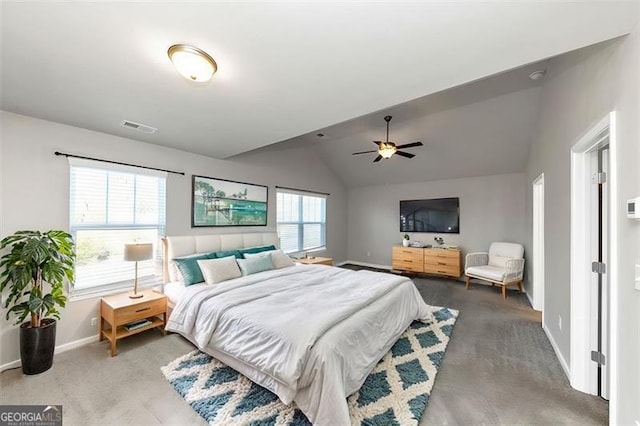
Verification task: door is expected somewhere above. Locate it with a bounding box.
[598,146,610,400]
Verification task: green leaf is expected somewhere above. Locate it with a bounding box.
[0,230,75,326]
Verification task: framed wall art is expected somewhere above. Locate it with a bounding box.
[191,175,268,227]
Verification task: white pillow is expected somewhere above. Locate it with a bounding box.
[197,256,242,284]
[244,249,295,269]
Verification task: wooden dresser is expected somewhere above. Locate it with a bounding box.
[392,246,462,278]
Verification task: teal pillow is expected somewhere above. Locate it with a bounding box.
[239,245,277,257]
[213,249,242,259]
[236,254,273,276]
[174,254,209,286]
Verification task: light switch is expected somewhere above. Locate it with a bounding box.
[635,264,640,291]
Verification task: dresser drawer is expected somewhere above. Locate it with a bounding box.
[424,257,459,268]
[423,248,459,259]
[393,246,423,258]
[423,264,460,277]
[393,258,424,271]
[114,298,166,326]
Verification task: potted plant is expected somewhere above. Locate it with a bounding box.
[0,230,75,375]
[402,233,411,247]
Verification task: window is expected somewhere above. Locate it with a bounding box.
[69,158,166,295]
[276,190,326,253]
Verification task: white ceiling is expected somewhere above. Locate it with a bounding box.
[239,60,546,187]
[1,2,638,160]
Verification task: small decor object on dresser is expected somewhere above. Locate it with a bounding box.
[402,233,411,247]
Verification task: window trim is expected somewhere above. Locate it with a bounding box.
[68,158,167,296]
[276,189,327,254]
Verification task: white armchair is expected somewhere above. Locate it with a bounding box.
[464,242,525,299]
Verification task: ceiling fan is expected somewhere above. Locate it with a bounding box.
[352,115,423,162]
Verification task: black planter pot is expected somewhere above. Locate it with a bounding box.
[20,319,57,375]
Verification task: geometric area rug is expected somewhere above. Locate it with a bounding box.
[161,307,458,426]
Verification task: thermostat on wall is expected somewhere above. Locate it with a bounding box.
[627,197,640,219]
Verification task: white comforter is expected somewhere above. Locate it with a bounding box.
[166,265,432,425]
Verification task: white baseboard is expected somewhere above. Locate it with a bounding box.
[542,323,571,380]
[337,260,392,270]
[0,334,99,373]
[525,290,534,308]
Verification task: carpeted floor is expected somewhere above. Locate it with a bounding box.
[0,269,608,425]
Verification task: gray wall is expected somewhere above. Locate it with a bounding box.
[526,29,639,423]
[347,173,527,274]
[0,111,348,366]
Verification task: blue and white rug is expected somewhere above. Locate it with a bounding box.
[161,307,458,425]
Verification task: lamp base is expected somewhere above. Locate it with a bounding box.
[129,293,144,299]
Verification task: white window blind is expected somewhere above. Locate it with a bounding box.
[69,158,166,295]
[276,190,326,253]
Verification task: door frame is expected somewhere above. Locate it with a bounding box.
[569,111,618,412]
[532,173,545,312]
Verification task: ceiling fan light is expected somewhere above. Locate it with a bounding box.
[168,44,217,82]
[378,146,396,159]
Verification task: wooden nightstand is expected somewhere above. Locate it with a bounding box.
[296,256,334,266]
[99,289,167,356]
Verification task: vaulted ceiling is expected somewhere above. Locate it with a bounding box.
[2,2,638,165]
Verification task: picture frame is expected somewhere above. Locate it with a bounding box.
[191,175,268,227]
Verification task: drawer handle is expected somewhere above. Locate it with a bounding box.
[136,307,151,313]
[438,270,447,274]
[437,262,447,265]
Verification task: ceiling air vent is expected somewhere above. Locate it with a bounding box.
[120,120,157,134]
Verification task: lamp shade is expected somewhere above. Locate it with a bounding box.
[124,243,153,262]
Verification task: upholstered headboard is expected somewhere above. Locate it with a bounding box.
[162,232,279,283]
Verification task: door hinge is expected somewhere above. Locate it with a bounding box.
[591,350,606,366]
[592,172,607,184]
[592,261,606,274]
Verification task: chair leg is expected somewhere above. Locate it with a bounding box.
[502,284,507,299]
[518,280,523,292]
[465,275,471,290]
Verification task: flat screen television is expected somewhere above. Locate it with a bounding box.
[400,198,460,233]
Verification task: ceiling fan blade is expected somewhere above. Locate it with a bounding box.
[395,141,423,149]
[373,141,383,146]
[395,151,415,159]
[373,155,383,163]
[352,150,378,155]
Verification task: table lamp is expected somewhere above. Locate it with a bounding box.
[124,243,153,299]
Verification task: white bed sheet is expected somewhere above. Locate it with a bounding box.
[166,264,432,425]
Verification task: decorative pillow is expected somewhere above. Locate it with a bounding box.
[244,249,295,269]
[173,254,210,286]
[197,256,242,284]
[212,249,242,259]
[236,254,274,276]
[239,245,277,257]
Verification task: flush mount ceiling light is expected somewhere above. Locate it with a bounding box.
[167,44,217,82]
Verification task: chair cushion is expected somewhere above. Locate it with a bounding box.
[466,265,505,282]
[488,242,524,268]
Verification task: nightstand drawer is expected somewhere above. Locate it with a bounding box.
[115,298,166,326]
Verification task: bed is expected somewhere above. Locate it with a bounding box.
[163,233,433,425]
